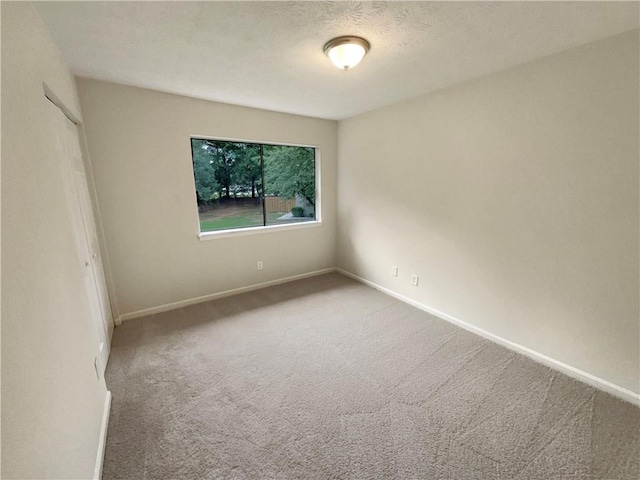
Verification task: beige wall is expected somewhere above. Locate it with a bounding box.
[1,2,108,478]
[77,79,338,318]
[337,30,640,394]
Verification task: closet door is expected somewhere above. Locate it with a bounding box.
[46,97,111,374]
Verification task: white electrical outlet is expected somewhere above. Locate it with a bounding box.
[391,266,398,277]
[257,260,263,270]
[411,274,419,286]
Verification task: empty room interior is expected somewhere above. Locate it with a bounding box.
[2,1,640,479]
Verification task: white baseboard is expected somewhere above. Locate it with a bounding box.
[336,268,640,407]
[113,266,638,406]
[117,268,337,323]
[94,390,112,480]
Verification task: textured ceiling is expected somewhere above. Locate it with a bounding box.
[35,1,639,120]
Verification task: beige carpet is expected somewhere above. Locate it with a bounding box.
[103,273,639,479]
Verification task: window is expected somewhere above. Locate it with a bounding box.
[190,138,318,234]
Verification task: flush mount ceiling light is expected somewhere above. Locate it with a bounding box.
[323,36,370,71]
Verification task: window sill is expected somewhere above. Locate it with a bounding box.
[197,220,322,241]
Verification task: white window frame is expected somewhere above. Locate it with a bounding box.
[190,135,322,241]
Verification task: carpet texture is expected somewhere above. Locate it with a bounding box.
[104,273,639,479]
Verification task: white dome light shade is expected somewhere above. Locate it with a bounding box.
[323,36,370,71]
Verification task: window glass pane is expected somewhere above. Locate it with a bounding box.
[192,139,263,232]
[263,145,316,227]
[191,138,316,233]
